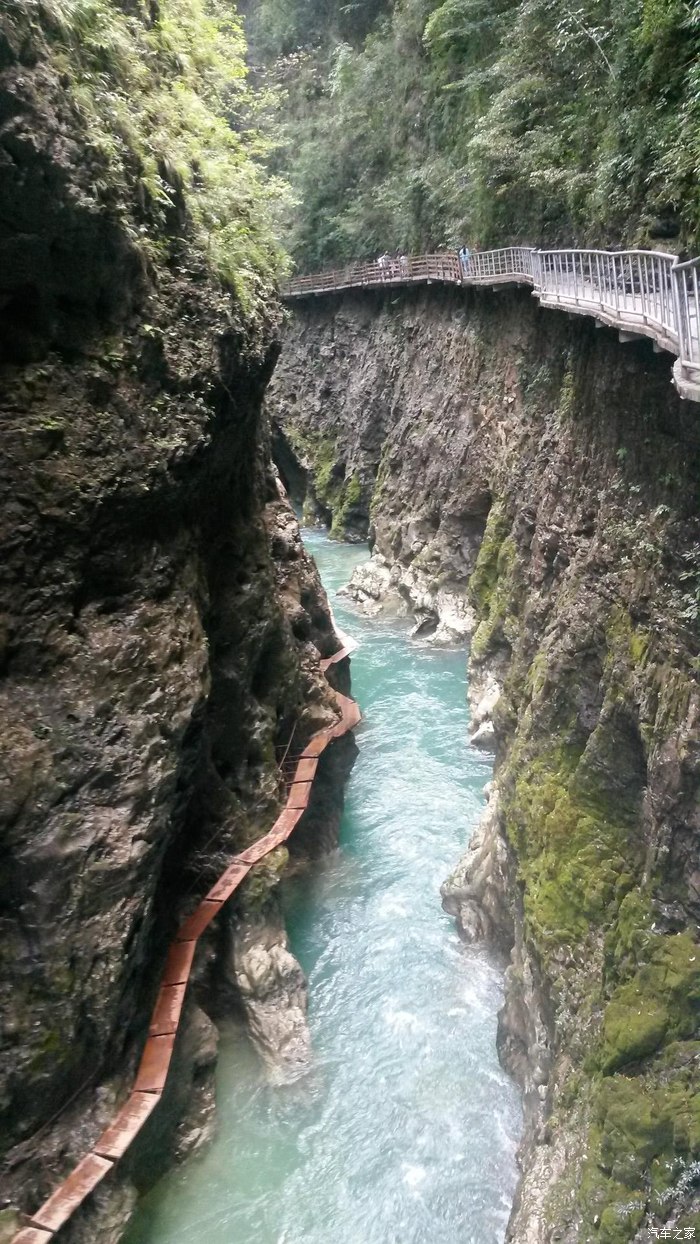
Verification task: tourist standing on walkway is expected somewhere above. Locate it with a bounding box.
[377,252,391,280]
[459,244,471,276]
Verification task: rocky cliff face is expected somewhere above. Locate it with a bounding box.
[0,14,352,1241]
[269,286,700,1241]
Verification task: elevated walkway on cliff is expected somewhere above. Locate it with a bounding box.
[282,246,700,403]
[10,640,360,1244]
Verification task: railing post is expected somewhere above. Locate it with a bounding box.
[693,265,700,368]
[612,254,620,313]
[671,260,685,359]
[604,254,612,311]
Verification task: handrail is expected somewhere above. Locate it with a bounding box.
[10,643,361,1244]
[281,246,700,403]
[672,256,700,384]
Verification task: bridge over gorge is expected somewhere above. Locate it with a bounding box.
[282,246,700,404]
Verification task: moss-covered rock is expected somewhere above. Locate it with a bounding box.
[501,735,642,953]
[330,472,363,539]
[275,424,369,538]
[600,934,700,1073]
[239,847,290,915]
[468,501,511,615]
[577,1044,700,1239]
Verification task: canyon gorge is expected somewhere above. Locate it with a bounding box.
[1,1,699,1242]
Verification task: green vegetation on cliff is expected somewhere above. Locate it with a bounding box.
[470,467,700,1239]
[245,0,700,265]
[469,502,518,660]
[3,0,290,316]
[267,229,700,1237]
[279,423,368,538]
[244,0,387,59]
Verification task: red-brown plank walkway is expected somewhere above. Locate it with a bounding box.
[11,636,360,1243]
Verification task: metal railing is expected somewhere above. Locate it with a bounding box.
[469,246,535,281]
[282,246,700,402]
[674,256,700,381]
[531,248,678,351]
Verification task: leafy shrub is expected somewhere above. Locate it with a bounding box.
[12,0,292,318]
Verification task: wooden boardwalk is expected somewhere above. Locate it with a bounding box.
[283,246,700,403]
[11,640,360,1244]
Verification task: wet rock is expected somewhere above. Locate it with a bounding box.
[441,792,514,955]
[339,552,404,616]
[470,719,496,749]
[469,671,501,750]
[226,914,311,1084]
[65,1184,138,1244]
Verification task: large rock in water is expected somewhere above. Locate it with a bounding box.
[441,790,513,954]
[228,915,312,1083]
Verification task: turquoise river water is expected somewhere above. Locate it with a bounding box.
[126,529,522,1244]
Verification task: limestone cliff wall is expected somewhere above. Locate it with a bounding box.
[269,286,700,1242]
[0,17,350,1242]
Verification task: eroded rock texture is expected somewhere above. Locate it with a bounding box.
[0,14,353,1240]
[269,286,700,1242]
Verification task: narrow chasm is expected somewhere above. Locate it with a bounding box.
[124,527,522,1244]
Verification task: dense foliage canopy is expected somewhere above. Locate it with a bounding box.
[245,0,700,268]
[6,0,291,316]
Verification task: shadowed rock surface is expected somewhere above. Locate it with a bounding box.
[0,11,355,1240]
